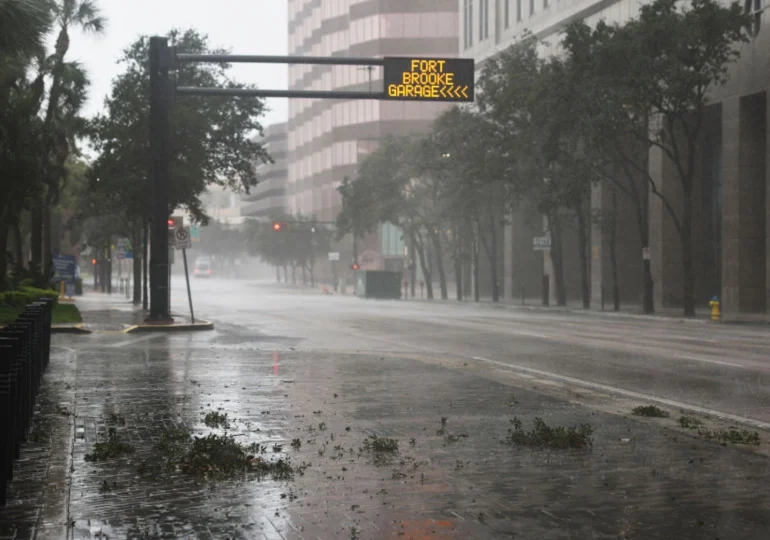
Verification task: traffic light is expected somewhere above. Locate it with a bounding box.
[167,219,175,226]
[351,263,359,270]
[168,216,183,228]
[272,221,284,232]
[91,258,97,265]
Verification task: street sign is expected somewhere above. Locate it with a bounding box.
[383,57,474,102]
[52,254,76,280]
[533,235,551,251]
[174,226,192,250]
[190,225,201,243]
[328,252,340,261]
[168,228,176,249]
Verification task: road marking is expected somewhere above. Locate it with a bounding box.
[469,355,770,431]
[108,334,164,348]
[674,354,743,368]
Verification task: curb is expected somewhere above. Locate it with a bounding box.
[51,323,92,334]
[123,319,215,333]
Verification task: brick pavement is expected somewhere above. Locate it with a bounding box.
[2,328,770,539]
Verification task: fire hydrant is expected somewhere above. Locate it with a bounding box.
[709,296,720,322]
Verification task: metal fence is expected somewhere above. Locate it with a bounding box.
[0,298,54,507]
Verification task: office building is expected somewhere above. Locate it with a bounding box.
[241,122,289,219]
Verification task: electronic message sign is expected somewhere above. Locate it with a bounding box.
[383,57,474,102]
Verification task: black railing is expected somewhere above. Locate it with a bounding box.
[0,298,54,507]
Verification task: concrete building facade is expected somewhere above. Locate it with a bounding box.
[287,0,460,273]
[461,0,770,314]
[241,122,289,219]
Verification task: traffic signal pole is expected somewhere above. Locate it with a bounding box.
[146,43,473,320]
[148,37,173,322]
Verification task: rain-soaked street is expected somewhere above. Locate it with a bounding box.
[3,278,770,539]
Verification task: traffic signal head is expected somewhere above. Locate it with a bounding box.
[91,258,96,265]
[352,263,359,270]
[167,219,175,226]
[272,222,283,231]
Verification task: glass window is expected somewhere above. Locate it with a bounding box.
[382,13,404,38]
[530,0,535,17]
[405,13,420,37]
[544,0,549,8]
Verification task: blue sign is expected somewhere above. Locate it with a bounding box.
[52,254,77,281]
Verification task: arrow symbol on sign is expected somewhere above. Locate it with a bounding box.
[440,86,447,98]
[454,86,461,98]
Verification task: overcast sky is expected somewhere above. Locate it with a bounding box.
[67,0,289,128]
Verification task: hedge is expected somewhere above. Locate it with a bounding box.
[0,286,59,309]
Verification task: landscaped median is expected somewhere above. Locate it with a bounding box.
[0,285,83,327]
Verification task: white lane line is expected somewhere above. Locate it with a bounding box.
[108,334,164,348]
[469,355,770,431]
[674,354,744,368]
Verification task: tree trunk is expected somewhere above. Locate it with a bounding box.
[608,189,620,311]
[283,264,288,283]
[12,220,23,274]
[30,203,42,278]
[473,234,480,302]
[483,213,500,303]
[309,258,315,287]
[142,223,149,310]
[549,212,567,306]
[413,232,433,300]
[454,256,463,301]
[429,229,448,300]
[132,221,142,304]
[43,202,52,280]
[0,220,8,290]
[301,264,306,285]
[291,264,296,284]
[276,265,280,282]
[575,200,591,309]
[681,187,695,317]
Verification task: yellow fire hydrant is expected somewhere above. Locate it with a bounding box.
[709,296,720,322]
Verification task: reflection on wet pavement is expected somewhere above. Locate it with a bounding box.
[3,315,770,539]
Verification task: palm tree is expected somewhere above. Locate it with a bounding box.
[0,0,52,58]
[29,0,104,277]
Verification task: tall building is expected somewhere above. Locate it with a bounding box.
[241,122,289,219]
[287,0,460,271]
[460,0,770,314]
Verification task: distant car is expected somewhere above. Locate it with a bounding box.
[193,258,212,278]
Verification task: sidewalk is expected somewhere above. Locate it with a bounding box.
[2,303,770,537]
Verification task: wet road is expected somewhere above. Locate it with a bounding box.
[177,277,770,428]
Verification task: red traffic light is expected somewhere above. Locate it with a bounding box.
[91,258,97,265]
[272,222,283,231]
[167,219,175,226]
[352,263,359,270]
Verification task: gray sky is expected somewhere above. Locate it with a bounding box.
[68,0,289,128]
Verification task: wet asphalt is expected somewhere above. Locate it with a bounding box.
[1,277,770,539]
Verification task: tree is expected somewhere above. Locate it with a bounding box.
[590,0,750,316]
[90,29,270,224]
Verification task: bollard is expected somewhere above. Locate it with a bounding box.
[0,298,53,507]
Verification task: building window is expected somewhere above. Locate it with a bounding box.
[479,0,489,40]
[517,0,522,21]
[544,0,549,7]
[745,0,764,36]
[530,0,535,17]
[464,0,474,48]
[504,0,510,28]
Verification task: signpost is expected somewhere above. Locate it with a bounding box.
[145,39,476,321]
[533,235,552,251]
[383,57,474,102]
[174,226,195,324]
[52,254,77,299]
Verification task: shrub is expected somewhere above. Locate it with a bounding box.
[0,286,58,309]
